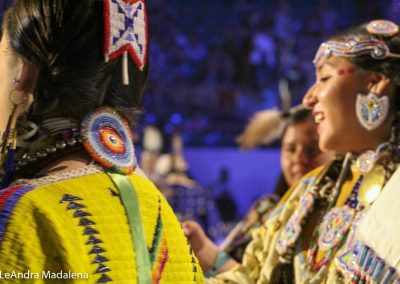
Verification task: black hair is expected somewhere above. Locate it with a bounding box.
[281,107,312,139]
[5,0,148,127]
[332,22,400,176]
[332,23,400,114]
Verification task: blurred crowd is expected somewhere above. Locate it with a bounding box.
[141,0,397,146]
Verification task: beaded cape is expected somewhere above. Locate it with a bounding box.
[0,168,204,283]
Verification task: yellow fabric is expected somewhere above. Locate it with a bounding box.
[302,164,361,263]
[0,172,204,283]
[207,163,364,284]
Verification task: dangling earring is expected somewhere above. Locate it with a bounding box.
[356,92,389,131]
[0,78,27,187]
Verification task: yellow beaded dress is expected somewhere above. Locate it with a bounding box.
[0,166,204,283]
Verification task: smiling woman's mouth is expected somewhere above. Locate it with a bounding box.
[313,112,325,124]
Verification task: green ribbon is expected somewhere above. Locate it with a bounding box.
[106,171,151,284]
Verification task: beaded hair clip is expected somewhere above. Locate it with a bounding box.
[103,0,148,85]
[313,20,400,65]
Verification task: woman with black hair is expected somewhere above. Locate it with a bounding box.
[191,19,400,283]
[0,1,204,283]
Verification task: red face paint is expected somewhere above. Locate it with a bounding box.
[337,69,346,76]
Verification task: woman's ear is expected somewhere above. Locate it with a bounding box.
[368,72,396,97]
[15,60,39,93]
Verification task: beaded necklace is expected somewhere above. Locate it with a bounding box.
[274,153,384,284]
[306,174,364,272]
[14,123,84,178]
[276,156,350,263]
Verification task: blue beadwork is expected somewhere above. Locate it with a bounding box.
[345,175,364,208]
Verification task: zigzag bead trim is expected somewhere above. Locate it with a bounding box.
[97,274,112,283]
[67,202,86,210]
[60,194,83,203]
[79,218,96,226]
[83,226,99,235]
[89,245,107,254]
[92,254,109,264]
[73,210,92,218]
[86,235,103,245]
[187,239,198,282]
[60,194,112,282]
[95,263,111,274]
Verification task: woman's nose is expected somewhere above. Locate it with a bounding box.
[303,84,318,109]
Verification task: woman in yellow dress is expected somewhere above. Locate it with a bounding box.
[188,19,400,284]
[0,0,204,283]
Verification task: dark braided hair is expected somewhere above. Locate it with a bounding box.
[333,23,400,179]
[5,0,148,127]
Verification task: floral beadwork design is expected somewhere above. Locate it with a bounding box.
[318,205,355,251]
[276,191,315,255]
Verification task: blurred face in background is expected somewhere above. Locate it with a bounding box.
[281,118,331,186]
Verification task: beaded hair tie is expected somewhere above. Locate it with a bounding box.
[103,0,148,85]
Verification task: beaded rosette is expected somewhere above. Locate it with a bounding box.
[276,191,315,256]
[317,205,355,251]
[334,211,366,278]
[80,107,136,174]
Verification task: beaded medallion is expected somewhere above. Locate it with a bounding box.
[317,205,355,251]
[80,107,136,174]
[367,20,399,37]
[335,211,366,278]
[276,191,315,255]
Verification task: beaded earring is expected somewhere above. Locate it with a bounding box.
[355,92,389,131]
[0,79,27,187]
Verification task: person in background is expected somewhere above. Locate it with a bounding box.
[221,107,331,262]
[0,1,204,283]
[211,167,238,224]
[183,107,332,274]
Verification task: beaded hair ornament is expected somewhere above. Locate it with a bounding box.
[103,0,148,85]
[78,0,147,173]
[313,20,400,173]
[81,107,136,174]
[313,20,400,65]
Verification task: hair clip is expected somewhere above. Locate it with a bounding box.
[366,20,399,37]
[103,0,148,85]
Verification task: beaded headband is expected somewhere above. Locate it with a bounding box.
[313,20,400,65]
[103,0,148,85]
